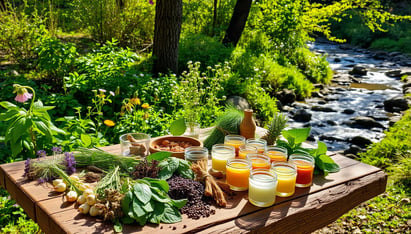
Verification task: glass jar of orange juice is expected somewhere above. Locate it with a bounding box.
[226,158,252,191]
[246,138,267,154]
[246,154,270,170]
[265,146,288,163]
[238,144,258,159]
[224,135,245,156]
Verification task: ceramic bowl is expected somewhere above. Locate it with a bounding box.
[149,136,203,159]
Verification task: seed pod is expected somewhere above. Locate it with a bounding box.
[86,194,96,205]
[54,183,67,193]
[78,203,90,214]
[52,179,64,187]
[77,194,86,204]
[65,191,78,202]
[89,205,102,217]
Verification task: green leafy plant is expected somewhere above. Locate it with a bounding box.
[121,178,187,226]
[0,84,65,158]
[147,151,194,180]
[276,127,340,176]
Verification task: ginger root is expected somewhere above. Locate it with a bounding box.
[191,160,227,207]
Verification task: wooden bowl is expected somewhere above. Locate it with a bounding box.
[149,136,203,159]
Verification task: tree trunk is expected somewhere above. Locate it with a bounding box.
[152,0,183,75]
[222,0,252,47]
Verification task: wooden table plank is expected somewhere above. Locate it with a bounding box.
[197,170,387,234]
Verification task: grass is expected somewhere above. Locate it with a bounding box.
[316,109,411,233]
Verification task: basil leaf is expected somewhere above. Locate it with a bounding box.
[161,204,182,223]
[142,200,154,213]
[167,157,180,172]
[136,213,149,226]
[121,191,133,214]
[147,151,172,162]
[177,160,194,179]
[158,158,179,180]
[282,127,311,145]
[146,178,169,193]
[171,199,187,209]
[132,197,146,217]
[148,202,165,224]
[133,183,152,204]
[151,187,171,203]
[318,154,340,173]
[170,118,187,136]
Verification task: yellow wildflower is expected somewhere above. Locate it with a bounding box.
[142,103,150,109]
[104,119,115,127]
[130,97,141,105]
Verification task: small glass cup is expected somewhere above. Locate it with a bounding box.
[246,138,267,154]
[224,134,245,156]
[184,122,200,139]
[246,153,271,170]
[211,144,235,173]
[185,146,208,169]
[289,154,315,188]
[249,169,278,207]
[226,158,252,191]
[271,162,297,197]
[119,133,151,157]
[238,144,258,159]
[265,146,288,163]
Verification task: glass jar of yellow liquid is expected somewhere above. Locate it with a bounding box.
[226,158,252,191]
[249,169,278,207]
[246,153,271,170]
[224,135,245,157]
[238,144,258,159]
[264,146,288,163]
[246,138,267,154]
[270,162,297,197]
[211,144,235,173]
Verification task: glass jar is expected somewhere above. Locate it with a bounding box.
[264,146,288,163]
[185,146,208,169]
[249,169,278,207]
[238,144,258,159]
[119,133,151,156]
[289,154,315,188]
[246,138,267,154]
[226,158,252,191]
[271,162,297,197]
[211,144,235,173]
[246,153,271,170]
[224,134,245,156]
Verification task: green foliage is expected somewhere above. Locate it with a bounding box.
[0,8,48,70]
[0,188,40,234]
[370,37,411,54]
[276,127,340,176]
[0,87,65,159]
[72,0,155,50]
[121,178,186,225]
[178,33,232,72]
[34,36,78,82]
[157,157,194,180]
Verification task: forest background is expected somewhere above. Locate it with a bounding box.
[0,0,410,233]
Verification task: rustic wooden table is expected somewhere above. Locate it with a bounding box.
[0,144,387,234]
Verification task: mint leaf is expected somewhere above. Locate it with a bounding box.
[171,199,187,209]
[318,154,340,173]
[147,151,172,162]
[282,127,311,145]
[133,183,152,204]
[132,197,146,217]
[161,204,182,223]
[148,202,165,224]
[170,118,187,136]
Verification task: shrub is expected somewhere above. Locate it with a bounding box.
[178,33,232,72]
[0,9,48,70]
[291,47,333,84]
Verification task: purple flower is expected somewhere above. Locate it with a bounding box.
[37,178,46,184]
[99,89,106,93]
[64,152,76,175]
[23,158,31,177]
[149,0,154,5]
[36,150,47,158]
[52,146,62,154]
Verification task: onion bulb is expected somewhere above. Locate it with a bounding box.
[78,203,90,214]
[54,183,67,192]
[52,179,64,187]
[89,205,102,217]
[86,194,96,205]
[77,195,86,204]
[65,191,78,202]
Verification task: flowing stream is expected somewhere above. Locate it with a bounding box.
[285,40,409,152]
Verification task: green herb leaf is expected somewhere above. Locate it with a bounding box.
[80,134,92,147]
[145,178,169,193]
[171,199,187,209]
[136,213,149,226]
[177,160,194,179]
[151,187,171,203]
[114,220,123,233]
[147,151,172,162]
[158,157,180,180]
[132,197,146,217]
[161,204,182,223]
[141,200,154,213]
[282,127,311,145]
[121,191,133,214]
[148,202,165,224]
[133,183,152,204]
[170,118,187,136]
[318,154,340,173]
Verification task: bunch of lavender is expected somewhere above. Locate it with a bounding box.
[22,147,81,193]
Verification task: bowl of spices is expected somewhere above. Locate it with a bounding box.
[149,136,203,159]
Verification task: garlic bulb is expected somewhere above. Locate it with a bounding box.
[77,194,86,204]
[54,183,67,192]
[52,179,64,187]
[65,191,78,202]
[89,205,102,217]
[86,194,96,206]
[78,203,90,214]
